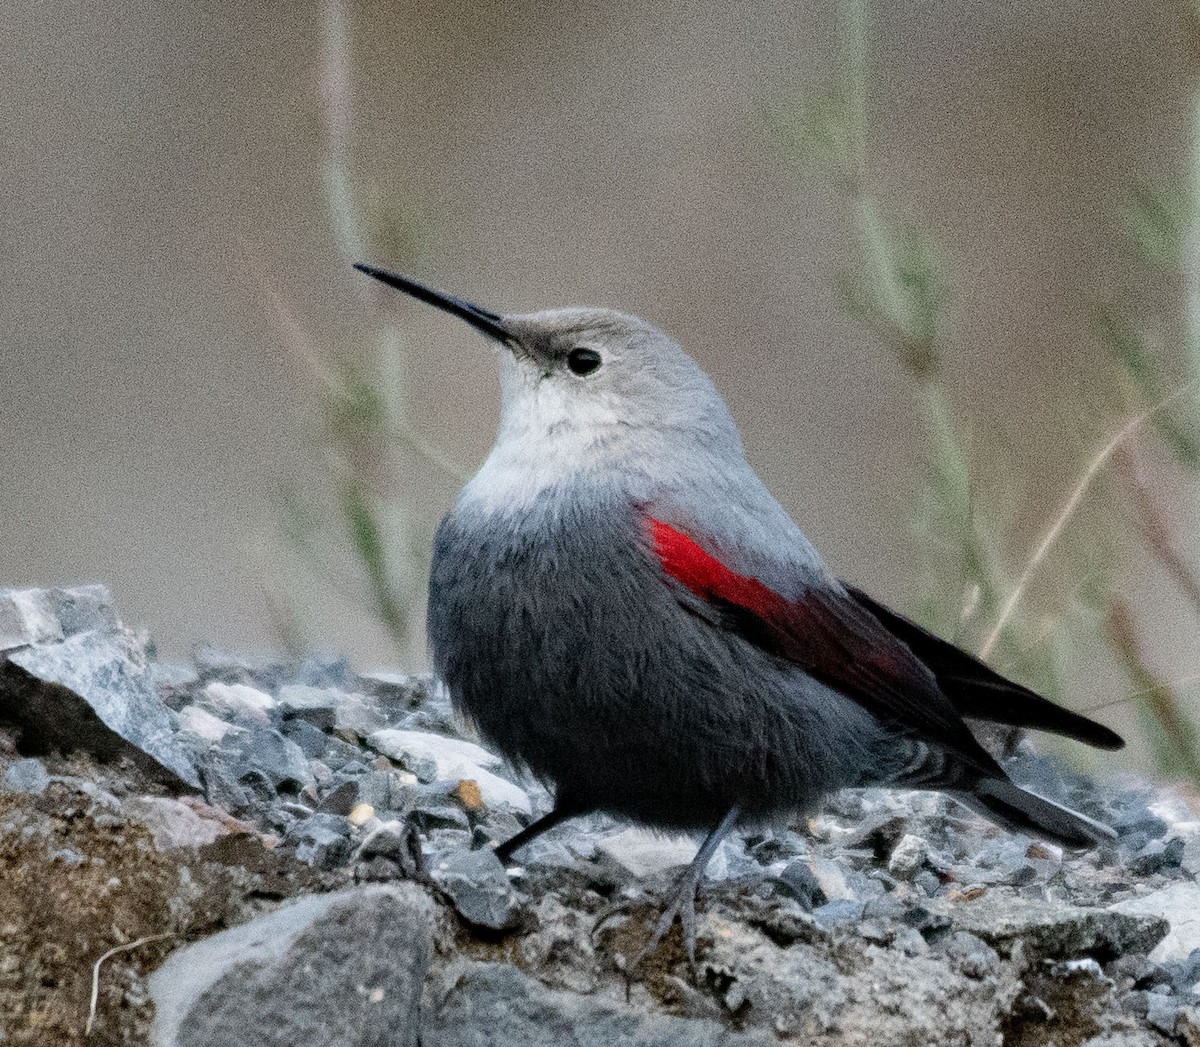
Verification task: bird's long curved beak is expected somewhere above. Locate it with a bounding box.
[353,264,516,347]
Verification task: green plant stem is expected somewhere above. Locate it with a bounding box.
[843,0,868,196]
[340,478,407,644]
[980,388,1194,659]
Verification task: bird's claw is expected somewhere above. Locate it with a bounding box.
[630,867,703,977]
[602,807,742,982]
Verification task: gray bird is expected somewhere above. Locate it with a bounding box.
[355,263,1122,964]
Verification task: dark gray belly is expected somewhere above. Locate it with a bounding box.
[427,493,886,830]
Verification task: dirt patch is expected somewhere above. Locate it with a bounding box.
[0,785,179,1045]
[1000,964,1114,1047]
[0,766,342,1046]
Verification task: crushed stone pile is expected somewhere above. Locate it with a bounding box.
[2,584,1198,1047]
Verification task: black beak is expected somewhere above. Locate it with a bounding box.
[353,264,515,347]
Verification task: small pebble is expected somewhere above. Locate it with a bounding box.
[348,803,375,826]
[451,779,485,813]
[888,834,930,880]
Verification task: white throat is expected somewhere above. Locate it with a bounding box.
[460,363,626,515]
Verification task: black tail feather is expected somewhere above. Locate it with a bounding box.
[956,779,1117,848]
[844,584,1124,751]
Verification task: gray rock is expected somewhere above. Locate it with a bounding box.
[699,907,1020,1042]
[941,892,1168,960]
[357,768,415,812]
[888,833,930,879]
[2,756,50,794]
[356,671,440,726]
[319,734,368,771]
[333,691,387,742]
[1145,995,1181,1035]
[424,959,774,1046]
[150,661,200,706]
[286,812,353,868]
[356,669,428,702]
[317,779,359,816]
[0,587,63,651]
[1130,837,1185,876]
[1163,946,1200,994]
[411,797,471,833]
[914,870,942,897]
[1182,836,1200,879]
[1111,883,1200,962]
[227,727,313,793]
[431,848,524,931]
[149,884,432,1047]
[0,627,199,787]
[277,684,341,732]
[195,751,253,812]
[1112,804,1169,846]
[934,931,1000,979]
[0,584,115,653]
[356,819,424,881]
[1078,1032,1163,1047]
[291,655,355,690]
[176,704,242,746]
[125,795,232,850]
[199,681,275,725]
[279,715,331,758]
[774,858,825,909]
[45,584,119,636]
[595,826,696,878]
[369,729,530,814]
[811,898,865,928]
[808,856,859,900]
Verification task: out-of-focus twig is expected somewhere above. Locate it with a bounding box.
[86,934,174,1036]
[1107,597,1200,782]
[1081,671,1200,715]
[236,235,327,383]
[320,0,366,269]
[980,386,1194,659]
[1115,444,1200,613]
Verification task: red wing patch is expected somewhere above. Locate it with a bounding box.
[647,516,999,774]
[649,518,786,623]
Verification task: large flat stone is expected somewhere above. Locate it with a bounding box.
[424,959,773,1046]
[369,729,530,814]
[149,884,433,1047]
[936,891,1168,960]
[1110,883,1200,963]
[0,627,199,788]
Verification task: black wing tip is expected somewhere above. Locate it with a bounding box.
[1086,723,1126,751]
[841,583,1127,753]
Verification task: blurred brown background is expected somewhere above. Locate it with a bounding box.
[2,1,1195,774]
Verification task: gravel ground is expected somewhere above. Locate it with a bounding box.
[2,584,1198,1047]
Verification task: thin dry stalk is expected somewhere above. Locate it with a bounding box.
[1107,597,1200,781]
[1080,671,1200,715]
[1114,444,1200,613]
[980,386,1194,659]
[85,933,174,1036]
[235,235,328,386]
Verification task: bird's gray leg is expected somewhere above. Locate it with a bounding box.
[635,805,742,973]
[494,805,577,864]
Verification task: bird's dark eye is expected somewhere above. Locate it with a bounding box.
[566,347,602,376]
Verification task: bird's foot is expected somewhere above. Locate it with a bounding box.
[600,806,742,982]
[631,863,705,977]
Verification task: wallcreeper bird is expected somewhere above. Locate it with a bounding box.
[355,263,1123,966]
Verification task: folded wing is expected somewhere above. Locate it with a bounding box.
[646,516,1121,774]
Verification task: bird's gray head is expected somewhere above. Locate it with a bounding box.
[354,266,743,486]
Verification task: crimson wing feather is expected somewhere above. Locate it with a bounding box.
[647,517,1003,776]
